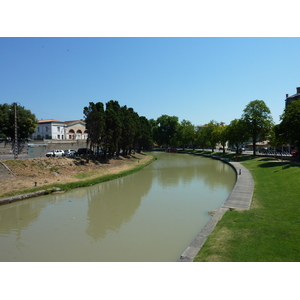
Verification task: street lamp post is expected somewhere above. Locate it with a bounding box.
[14,102,18,159]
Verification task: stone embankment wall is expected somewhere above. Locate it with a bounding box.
[0,140,88,155]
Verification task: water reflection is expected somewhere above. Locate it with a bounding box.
[154,153,234,191]
[85,173,152,240]
[0,198,47,234]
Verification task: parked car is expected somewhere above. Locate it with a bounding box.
[46,149,65,157]
[94,148,103,155]
[77,148,93,156]
[291,150,298,157]
[64,149,77,157]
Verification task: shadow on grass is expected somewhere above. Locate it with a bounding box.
[257,161,300,170]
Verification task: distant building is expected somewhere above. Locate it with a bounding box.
[33,119,87,140]
[285,87,300,107]
[33,119,66,140]
[64,120,88,140]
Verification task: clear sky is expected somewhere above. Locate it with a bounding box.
[1,37,300,126]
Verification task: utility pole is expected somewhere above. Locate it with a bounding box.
[14,102,18,159]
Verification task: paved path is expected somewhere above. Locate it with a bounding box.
[178,156,254,262]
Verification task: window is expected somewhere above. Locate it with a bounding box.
[57,126,60,131]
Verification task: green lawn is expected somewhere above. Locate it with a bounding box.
[193,152,300,262]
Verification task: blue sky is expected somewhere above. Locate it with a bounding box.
[1,37,300,126]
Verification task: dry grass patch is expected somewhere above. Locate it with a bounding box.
[1,153,153,199]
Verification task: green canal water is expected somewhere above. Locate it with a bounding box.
[0,152,236,261]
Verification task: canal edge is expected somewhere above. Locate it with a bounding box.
[177,153,254,262]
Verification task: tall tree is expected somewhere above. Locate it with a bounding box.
[155,115,179,147]
[83,102,105,154]
[177,119,195,150]
[204,120,220,152]
[242,100,273,155]
[218,124,229,154]
[105,100,122,156]
[119,106,139,156]
[195,126,208,150]
[136,116,153,152]
[227,119,249,154]
[277,100,300,153]
[0,103,37,140]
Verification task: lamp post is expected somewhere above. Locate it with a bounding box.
[14,102,18,159]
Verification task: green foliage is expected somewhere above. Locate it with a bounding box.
[218,124,229,153]
[105,100,122,156]
[201,120,220,151]
[119,106,139,155]
[227,119,249,153]
[177,119,195,150]
[154,115,179,147]
[242,100,273,155]
[83,100,153,157]
[0,103,38,140]
[277,100,300,148]
[136,116,153,152]
[83,102,105,152]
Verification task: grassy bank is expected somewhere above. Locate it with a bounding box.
[191,151,300,262]
[1,153,156,200]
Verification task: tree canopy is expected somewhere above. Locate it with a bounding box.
[242,100,273,155]
[177,119,195,150]
[227,119,249,154]
[83,100,152,157]
[83,102,105,152]
[153,115,179,147]
[277,100,300,150]
[0,103,38,140]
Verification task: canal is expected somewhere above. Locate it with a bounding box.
[0,152,236,262]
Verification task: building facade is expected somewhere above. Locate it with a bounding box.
[33,119,66,140]
[64,120,88,140]
[285,87,300,107]
[33,119,87,140]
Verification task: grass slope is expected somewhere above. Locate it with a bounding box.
[192,152,300,262]
[1,154,156,200]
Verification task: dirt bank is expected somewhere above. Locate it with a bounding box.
[0,153,153,199]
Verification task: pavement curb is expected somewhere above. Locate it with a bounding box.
[0,187,62,206]
[177,153,254,262]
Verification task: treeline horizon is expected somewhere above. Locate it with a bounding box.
[2,97,300,158]
[83,98,300,157]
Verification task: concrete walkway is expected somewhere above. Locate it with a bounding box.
[178,156,254,262]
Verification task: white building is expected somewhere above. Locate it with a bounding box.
[33,119,87,140]
[33,119,66,140]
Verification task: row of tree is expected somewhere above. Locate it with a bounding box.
[83,100,153,157]
[150,100,274,156]
[1,98,300,157]
[150,99,300,157]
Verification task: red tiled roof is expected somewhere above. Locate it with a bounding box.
[64,120,85,125]
[38,119,65,123]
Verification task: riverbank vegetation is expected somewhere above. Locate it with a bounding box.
[190,151,300,262]
[1,152,155,200]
